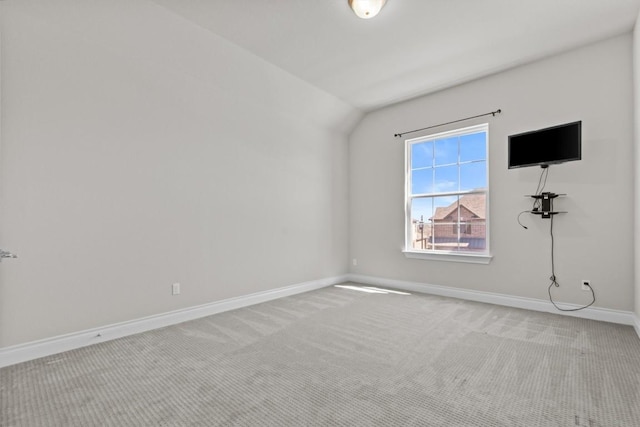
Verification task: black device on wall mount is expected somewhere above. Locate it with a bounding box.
[526,192,566,219]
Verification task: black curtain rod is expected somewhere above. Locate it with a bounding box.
[394,109,502,138]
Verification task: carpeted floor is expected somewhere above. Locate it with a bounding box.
[1,283,640,426]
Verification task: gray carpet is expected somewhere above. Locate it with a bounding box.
[1,283,640,426]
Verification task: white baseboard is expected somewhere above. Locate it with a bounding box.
[3,274,637,368]
[0,275,346,368]
[347,274,638,327]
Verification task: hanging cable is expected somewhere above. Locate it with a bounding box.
[516,167,549,229]
[517,210,530,229]
[517,167,595,311]
[547,214,595,311]
[394,109,502,138]
[532,167,549,211]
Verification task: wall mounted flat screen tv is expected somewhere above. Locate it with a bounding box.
[508,121,581,169]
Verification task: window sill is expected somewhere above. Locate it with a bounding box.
[402,250,493,264]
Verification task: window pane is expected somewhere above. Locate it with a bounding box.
[410,198,433,250]
[460,161,486,191]
[457,220,486,252]
[434,165,458,193]
[459,132,486,162]
[434,137,458,166]
[411,168,434,194]
[431,195,458,250]
[458,193,486,252]
[411,141,433,169]
[410,197,433,224]
[432,195,458,220]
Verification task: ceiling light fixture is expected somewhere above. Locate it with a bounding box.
[348,0,387,19]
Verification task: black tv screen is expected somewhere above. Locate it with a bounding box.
[508,121,581,169]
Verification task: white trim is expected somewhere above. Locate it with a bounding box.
[347,274,637,326]
[402,250,492,264]
[0,275,346,368]
[633,314,640,340]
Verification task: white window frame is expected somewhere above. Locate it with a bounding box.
[403,123,492,264]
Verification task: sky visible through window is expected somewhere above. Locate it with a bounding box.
[410,131,486,224]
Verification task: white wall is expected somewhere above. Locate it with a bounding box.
[1,2,636,351]
[0,1,360,347]
[350,34,635,311]
[634,13,640,322]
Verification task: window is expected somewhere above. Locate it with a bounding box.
[404,123,491,263]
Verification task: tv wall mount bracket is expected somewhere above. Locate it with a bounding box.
[525,192,566,218]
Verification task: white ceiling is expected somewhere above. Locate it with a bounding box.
[151,0,640,112]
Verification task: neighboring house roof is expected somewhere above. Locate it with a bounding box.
[432,194,486,221]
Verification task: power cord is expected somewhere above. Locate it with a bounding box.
[517,210,530,229]
[547,214,595,311]
[532,167,549,211]
[517,167,596,311]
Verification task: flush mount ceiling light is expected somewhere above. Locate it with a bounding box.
[348,0,387,19]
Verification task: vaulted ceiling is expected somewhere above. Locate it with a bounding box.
[152,0,640,112]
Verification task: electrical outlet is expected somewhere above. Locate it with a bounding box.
[352,258,358,266]
[581,280,591,292]
[172,283,181,295]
